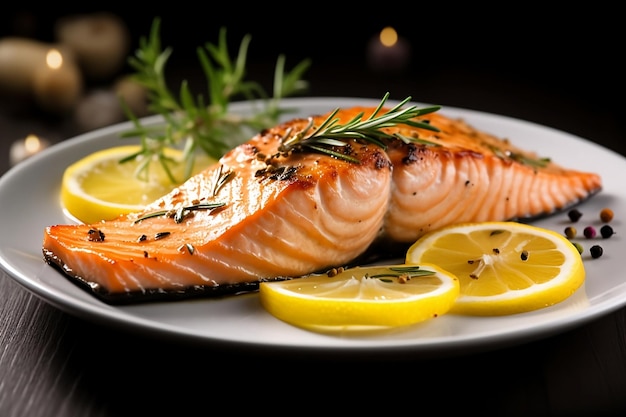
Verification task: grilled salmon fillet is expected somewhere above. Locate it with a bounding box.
[42,105,602,304]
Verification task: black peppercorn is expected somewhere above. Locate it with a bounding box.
[568,209,583,222]
[600,225,615,239]
[590,245,603,259]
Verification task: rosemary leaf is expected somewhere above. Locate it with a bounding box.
[369,265,437,280]
[133,202,226,224]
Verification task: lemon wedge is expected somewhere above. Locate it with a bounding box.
[259,264,460,331]
[405,221,585,316]
[61,145,215,224]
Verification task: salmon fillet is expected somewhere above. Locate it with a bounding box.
[42,105,602,304]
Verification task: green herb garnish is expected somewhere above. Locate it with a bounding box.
[487,144,550,169]
[277,93,441,163]
[120,17,311,183]
[133,202,226,224]
[369,265,436,282]
[211,165,235,197]
[510,153,551,168]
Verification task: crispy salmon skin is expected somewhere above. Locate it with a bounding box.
[42,105,602,304]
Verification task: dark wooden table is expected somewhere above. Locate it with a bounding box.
[1,10,626,416]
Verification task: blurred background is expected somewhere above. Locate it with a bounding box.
[0,7,623,171]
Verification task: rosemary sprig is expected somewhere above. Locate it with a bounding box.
[278,93,441,162]
[119,17,311,184]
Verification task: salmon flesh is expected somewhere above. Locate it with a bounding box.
[42,106,602,304]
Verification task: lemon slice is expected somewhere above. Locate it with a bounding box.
[259,264,460,331]
[405,221,585,316]
[61,145,214,224]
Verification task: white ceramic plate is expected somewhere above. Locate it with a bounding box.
[1,97,624,356]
